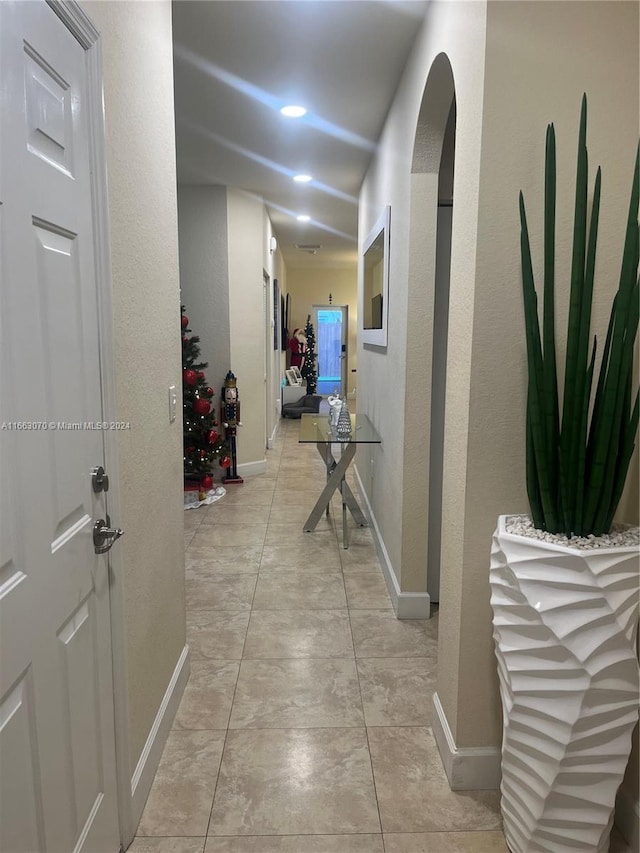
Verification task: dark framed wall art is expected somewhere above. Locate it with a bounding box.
[273,279,279,350]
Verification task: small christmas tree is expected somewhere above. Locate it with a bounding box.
[181,306,227,487]
[301,314,317,394]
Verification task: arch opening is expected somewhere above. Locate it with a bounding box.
[405,52,456,606]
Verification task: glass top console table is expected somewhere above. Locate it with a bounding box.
[298,413,382,549]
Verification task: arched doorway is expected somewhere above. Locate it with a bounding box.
[403,53,456,606]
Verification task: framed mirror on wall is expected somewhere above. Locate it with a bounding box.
[360,205,390,347]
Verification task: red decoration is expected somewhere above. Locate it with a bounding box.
[208,430,219,444]
[181,315,189,328]
[197,371,205,379]
[193,398,210,415]
[182,335,188,343]
[200,475,213,491]
[184,368,198,386]
[205,387,214,397]
[220,456,231,469]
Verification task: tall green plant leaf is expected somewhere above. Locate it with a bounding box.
[574,166,601,530]
[520,193,558,530]
[542,123,560,522]
[526,396,545,529]
[560,94,588,533]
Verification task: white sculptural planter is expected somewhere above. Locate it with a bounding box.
[490,515,639,853]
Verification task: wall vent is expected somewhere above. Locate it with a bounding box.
[295,243,322,254]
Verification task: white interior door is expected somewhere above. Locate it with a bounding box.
[0,3,120,851]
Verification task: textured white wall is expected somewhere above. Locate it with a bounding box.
[177,185,231,397]
[81,0,185,769]
[358,2,488,743]
[227,189,267,470]
[177,188,284,459]
[263,210,287,440]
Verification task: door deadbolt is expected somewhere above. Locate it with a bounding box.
[93,519,124,554]
[92,466,110,493]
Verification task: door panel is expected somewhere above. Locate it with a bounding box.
[0,672,45,853]
[24,40,74,176]
[0,3,120,851]
[57,596,105,840]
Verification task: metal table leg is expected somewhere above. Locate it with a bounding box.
[303,442,356,533]
[303,440,367,548]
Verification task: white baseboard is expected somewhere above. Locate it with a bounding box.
[615,783,640,851]
[431,691,501,790]
[130,645,190,826]
[267,419,279,450]
[353,465,430,619]
[237,458,267,477]
[396,590,431,619]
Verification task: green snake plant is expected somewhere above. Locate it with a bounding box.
[520,95,639,536]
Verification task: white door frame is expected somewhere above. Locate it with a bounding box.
[48,1,133,846]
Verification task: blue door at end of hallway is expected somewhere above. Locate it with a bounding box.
[314,306,348,396]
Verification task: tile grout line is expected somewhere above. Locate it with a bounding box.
[344,570,387,840]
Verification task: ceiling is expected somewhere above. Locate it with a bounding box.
[171,0,429,269]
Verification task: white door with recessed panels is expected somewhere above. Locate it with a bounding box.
[0,2,120,851]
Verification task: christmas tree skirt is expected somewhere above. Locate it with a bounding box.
[184,485,226,510]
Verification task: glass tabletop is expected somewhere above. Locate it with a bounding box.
[298,413,382,444]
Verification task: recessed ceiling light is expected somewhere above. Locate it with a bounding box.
[293,174,312,183]
[281,105,307,118]
[296,214,311,222]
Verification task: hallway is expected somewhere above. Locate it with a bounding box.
[127,418,630,853]
[128,417,504,852]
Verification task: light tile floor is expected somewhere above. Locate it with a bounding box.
[130,417,632,853]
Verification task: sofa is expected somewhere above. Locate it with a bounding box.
[281,394,322,419]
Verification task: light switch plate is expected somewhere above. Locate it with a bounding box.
[169,385,177,423]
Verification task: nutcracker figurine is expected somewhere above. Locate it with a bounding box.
[221,370,243,484]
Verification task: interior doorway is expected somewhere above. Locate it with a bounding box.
[312,305,348,395]
[427,98,455,604]
[404,53,456,608]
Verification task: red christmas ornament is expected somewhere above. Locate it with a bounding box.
[201,475,213,491]
[220,456,232,469]
[184,368,197,386]
[182,335,188,343]
[193,398,210,415]
[197,371,205,379]
[208,430,219,444]
[181,315,189,328]
[205,387,214,397]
